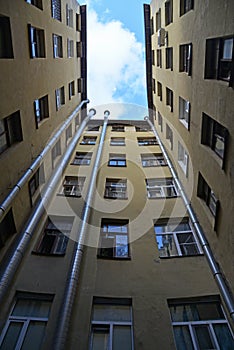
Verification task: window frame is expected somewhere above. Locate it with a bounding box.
[137,137,158,146]
[166,124,173,150]
[0,208,16,249]
[53,34,63,58]
[179,43,192,75]
[180,0,194,16]
[0,15,14,59]
[165,0,173,26]
[59,176,85,198]
[166,87,173,112]
[146,178,178,199]
[68,81,75,100]
[157,81,162,101]
[0,111,23,155]
[28,24,45,58]
[80,136,97,145]
[51,0,61,21]
[51,140,61,169]
[72,152,92,165]
[141,153,167,167]
[111,125,125,132]
[67,38,74,58]
[34,95,49,127]
[178,142,189,177]
[55,86,65,110]
[104,178,128,200]
[166,47,173,70]
[66,4,73,27]
[197,173,219,219]
[179,97,191,129]
[110,137,125,146]
[108,154,126,167]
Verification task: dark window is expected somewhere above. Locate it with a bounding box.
[158,112,163,132]
[28,25,45,58]
[156,9,161,31]
[155,219,201,257]
[66,124,72,145]
[157,49,162,67]
[68,81,75,99]
[51,140,61,168]
[135,126,149,132]
[157,82,162,101]
[152,78,156,93]
[166,47,173,70]
[179,97,190,129]
[34,95,49,127]
[29,165,45,205]
[201,113,228,166]
[76,41,82,58]
[141,153,166,167]
[111,125,125,132]
[179,43,192,75]
[77,78,84,93]
[55,86,65,110]
[150,16,154,35]
[53,34,63,58]
[146,178,177,198]
[87,125,100,132]
[0,208,16,248]
[197,173,219,218]
[168,297,234,349]
[0,111,23,154]
[26,0,43,10]
[0,15,14,58]
[104,178,127,199]
[98,220,130,259]
[108,154,126,167]
[166,88,173,112]
[34,216,73,255]
[165,0,173,26]
[80,136,97,145]
[72,152,92,165]
[67,39,74,57]
[76,13,81,31]
[205,36,233,86]
[51,0,61,21]
[152,49,155,65]
[66,4,73,27]
[110,137,125,146]
[166,124,173,149]
[137,137,158,146]
[180,0,194,16]
[61,176,85,197]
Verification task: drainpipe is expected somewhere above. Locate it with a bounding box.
[0,107,96,303]
[145,117,234,322]
[54,111,110,350]
[0,99,89,221]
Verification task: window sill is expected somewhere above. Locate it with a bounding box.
[97,255,131,261]
[108,164,127,167]
[159,253,204,259]
[147,195,178,199]
[57,193,82,198]
[104,196,128,200]
[179,119,189,130]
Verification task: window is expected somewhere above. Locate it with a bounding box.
[157,49,162,67]
[141,153,166,167]
[51,0,61,21]
[0,292,53,349]
[66,4,73,27]
[34,95,49,127]
[166,47,173,70]
[111,125,125,132]
[53,34,62,58]
[180,0,194,16]
[86,125,100,132]
[179,97,190,129]
[179,43,192,75]
[150,16,154,35]
[0,15,14,58]
[51,140,61,168]
[68,81,75,99]
[158,111,163,132]
[146,178,177,199]
[75,114,80,130]
[60,176,85,197]
[72,152,92,165]
[77,78,83,93]
[55,86,65,110]
[66,124,72,145]
[0,209,16,249]
[137,137,158,146]
[0,111,23,154]
[108,154,126,167]
[166,87,173,112]
[28,25,45,58]
[80,136,97,145]
[157,82,162,101]
[168,297,234,350]
[152,49,155,65]
[155,219,201,257]
[205,36,233,85]
[135,126,149,132]
[165,0,173,26]
[104,179,127,200]
[90,297,133,350]
[178,142,189,176]
[98,220,130,259]
[76,41,82,58]
[156,9,161,31]
[152,78,156,94]
[29,165,45,205]
[76,13,81,32]
[67,39,74,57]
[34,216,73,255]
[197,173,219,218]
[26,0,43,10]
[201,113,228,165]
[110,137,125,146]
[166,124,173,150]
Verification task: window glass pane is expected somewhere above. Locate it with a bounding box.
[177,233,199,256]
[156,234,178,257]
[21,321,47,350]
[173,325,194,350]
[194,325,214,349]
[223,39,233,59]
[113,326,132,350]
[0,321,23,350]
[12,299,51,318]
[93,305,131,322]
[170,302,224,322]
[91,327,109,350]
[213,323,234,350]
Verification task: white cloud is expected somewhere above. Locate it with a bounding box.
[85,7,147,110]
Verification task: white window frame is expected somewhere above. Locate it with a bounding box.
[66,4,73,27]
[105,179,127,199]
[179,97,190,129]
[60,176,85,197]
[67,38,74,58]
[72,152,92,165]
[178,142,189,176]
[99,222,129,259]
[141,153,166,167]
[137,137,158,146]
[108,154,126,167]
[53,34,62,58]
[146,178,177,198]
[80,136,97,145]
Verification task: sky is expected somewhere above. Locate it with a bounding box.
[79,0,150,119]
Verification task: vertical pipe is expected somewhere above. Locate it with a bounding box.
[54,111,110,350]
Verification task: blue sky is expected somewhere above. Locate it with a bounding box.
[79,0,150,117]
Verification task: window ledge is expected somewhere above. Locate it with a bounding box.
[159,253,204,259]
[179,119,189,129]
[107,164,127,167]
[104,196,128,200]
[147,195,178,199]
[57,193,82,198]
[97,255,131,261]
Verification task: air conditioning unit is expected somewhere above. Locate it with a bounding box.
[157,28,165,47]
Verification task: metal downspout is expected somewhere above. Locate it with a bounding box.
[145,117,234,322]
[0,99,89,220]
[54,111,110,350]
[0,107,95,303]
